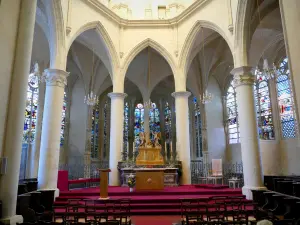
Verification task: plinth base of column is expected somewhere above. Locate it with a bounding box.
[242,186,267,200]
[0,215,23,225]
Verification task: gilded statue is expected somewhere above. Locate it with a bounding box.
[139,132,146,147]
[153,132,161,148]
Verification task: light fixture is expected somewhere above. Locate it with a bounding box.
[84,46,98,106]
[84,91,98,106]
[200,89,213,104]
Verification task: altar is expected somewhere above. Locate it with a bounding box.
[118,131,181,188]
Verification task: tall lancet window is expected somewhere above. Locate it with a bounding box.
[103,100,110,159]
[149,102,160,140]
[226,80,240,143]
[23,71,39,143]
[194,97,202,158]
[123,102,129,153]
[254,70,275,140]
[276,58,297,138]
[134,103,144,147]
[60,91,67,146]
[164,102,172,142]
[91,101,100,158]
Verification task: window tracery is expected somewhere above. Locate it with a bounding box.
[134,103,144,147]
[254,71,275,140]
[193,97,202,158]
[60,91,67,146]
[164,102,172,143]
[226,81,240,144]
[23,72,39,143]
[103,99,110,159]
[123,102,129,153]
[276,58,297,138]
[91,101,100,158]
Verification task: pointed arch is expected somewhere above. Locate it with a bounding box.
[68,21,119,76]
[121,38,177,79]
[44,0,66,69]
[234,0,253,67]
[179,20,234,77]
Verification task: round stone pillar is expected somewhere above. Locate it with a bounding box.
[108,93,127,186]
[38,69,69,197]
[231,66,266,199]
[143,103,150,141]
[0,0,37,224]
[171,91,191,184]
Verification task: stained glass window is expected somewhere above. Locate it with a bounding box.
[60,91,67,146]
[254,71,275,140]
[103,100,110,159]
[91,101,100,158]
[193,97,203,157]
[134,103,144,147]
[149,102,160,140]
[164,102,172,142]
[123,102,129,155]
[276,58,297,138]
[23,72,39,143]
[226,81,240,143]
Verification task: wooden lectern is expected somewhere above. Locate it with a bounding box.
[98,169,111,200]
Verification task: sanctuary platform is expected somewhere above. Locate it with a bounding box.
[54,185,253,215]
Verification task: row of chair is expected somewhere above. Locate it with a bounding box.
[264,176,300,197]
[252,189,300,224]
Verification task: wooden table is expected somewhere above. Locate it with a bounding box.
[135,168,165,191]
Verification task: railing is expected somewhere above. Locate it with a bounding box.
[59,160,109,179]
[191,160,244,185]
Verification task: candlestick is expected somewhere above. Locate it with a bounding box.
[170,142,173,161]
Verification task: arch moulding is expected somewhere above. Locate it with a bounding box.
[121,38,177,79]
[179,20,234,77]
[67,21,120,76]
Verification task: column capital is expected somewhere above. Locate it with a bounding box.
[43,69,69,88]
[171,91,191,98]
[108,92,127,99]
[231,66,256,87]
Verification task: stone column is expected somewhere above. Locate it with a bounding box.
[158,99,166,157]
[0,1,37,224]
[279,0,300,123]
[108,93,127,186]
[231,66,266,199]
[171,91,191,184]
[28,82,46,178]
[38,69,69,197]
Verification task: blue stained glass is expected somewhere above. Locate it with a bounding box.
[150,103,160,140]
[123,102,129,154]
[226,80,240,143]
[134,104,144,147]
[276,58,297,138]
[194,99,202,158]
[23,72,39,143]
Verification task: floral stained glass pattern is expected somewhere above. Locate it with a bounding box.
[23,73,39,143]
[60,91,67,146]
[254,71,275,140]
[276,58,297,138]
[226,81,240,144]
[149,102,160,140]
[194,97,203,158]
[91,101,100,158]
[134,103,144,148]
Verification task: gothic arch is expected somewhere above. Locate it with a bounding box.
[68,21,119,76]
[44,0,66,69]
[121,38,177,79]
[179,20,233,77]
[234,0,253,67]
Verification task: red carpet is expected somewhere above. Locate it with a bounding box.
[131,216,181,225]
[55,185,252,215]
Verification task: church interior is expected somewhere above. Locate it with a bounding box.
[1,0,300,225]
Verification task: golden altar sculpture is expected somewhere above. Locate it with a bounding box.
[135,132,164,165]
